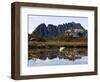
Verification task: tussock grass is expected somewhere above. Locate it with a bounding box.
[28,41,87,49]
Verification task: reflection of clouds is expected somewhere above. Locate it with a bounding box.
[29,48,87,61]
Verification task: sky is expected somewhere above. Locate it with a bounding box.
[28,15,88,34]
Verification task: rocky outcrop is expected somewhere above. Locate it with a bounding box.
[32,22,87,39]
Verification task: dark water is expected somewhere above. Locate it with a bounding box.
[28,48,88,66]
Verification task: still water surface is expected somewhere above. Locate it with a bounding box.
[28,48,88,66]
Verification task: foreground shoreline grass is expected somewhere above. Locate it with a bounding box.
[29,41,87,49]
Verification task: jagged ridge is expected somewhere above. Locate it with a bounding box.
[32,22,87,40]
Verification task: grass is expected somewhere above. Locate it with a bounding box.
[28,41,87,49]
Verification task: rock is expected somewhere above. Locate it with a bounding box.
[32,22,87,39]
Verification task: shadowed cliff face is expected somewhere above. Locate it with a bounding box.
[32,22,87,40]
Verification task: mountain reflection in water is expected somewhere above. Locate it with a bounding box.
[28,48,88,66]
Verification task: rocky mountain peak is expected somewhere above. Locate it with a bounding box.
[32,22,87,39]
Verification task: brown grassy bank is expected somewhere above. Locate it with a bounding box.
[28,41,87,49]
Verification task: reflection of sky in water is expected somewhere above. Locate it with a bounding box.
[28,48,88,66]
[28,56,88,66]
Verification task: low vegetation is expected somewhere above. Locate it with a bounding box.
[28,41,87,50]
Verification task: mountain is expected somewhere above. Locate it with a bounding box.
[32,22,87,40]
[33,23,49,37]
[67,22,85,31]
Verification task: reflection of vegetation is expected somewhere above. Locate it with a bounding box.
[29,48,87,61]
[28,31,88,61]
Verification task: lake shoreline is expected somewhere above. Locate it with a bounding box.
[28,41,87,49]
